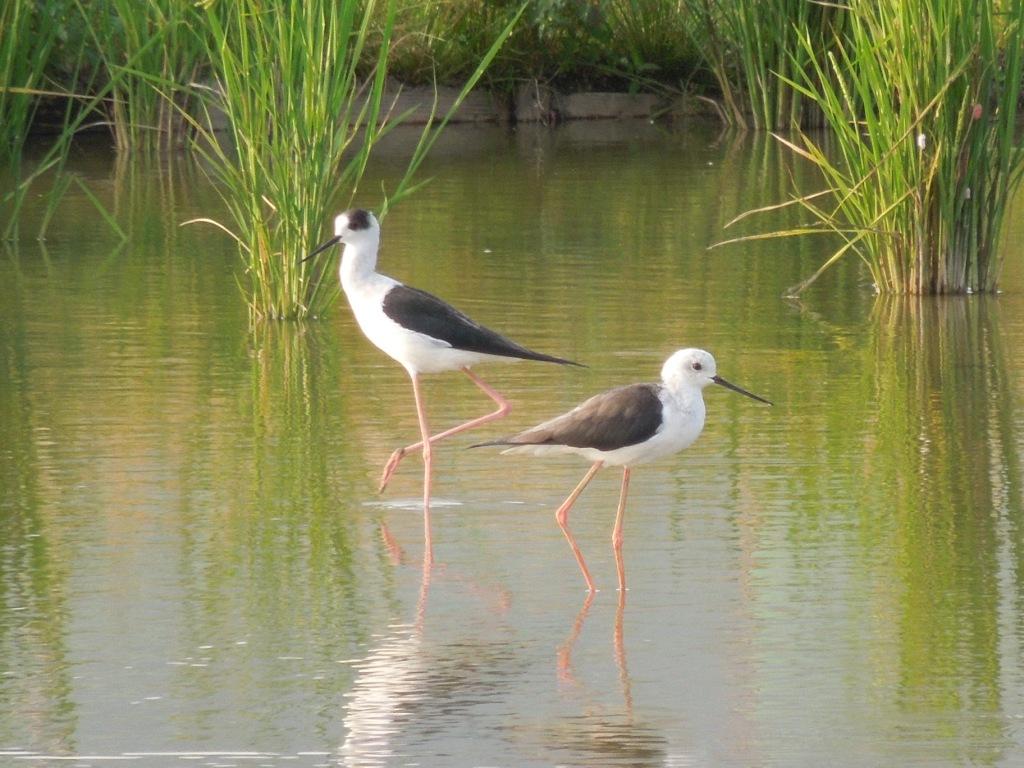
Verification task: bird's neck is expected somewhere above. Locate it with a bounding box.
[339,235,381,291]
[664,380,705,415]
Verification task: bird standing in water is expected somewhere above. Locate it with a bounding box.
[305,209,581,561]
[474,348,770,592]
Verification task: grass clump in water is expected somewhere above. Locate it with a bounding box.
[722,0,1024,295]
[186,0,520,321]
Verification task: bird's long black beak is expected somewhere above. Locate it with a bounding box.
[302,235,341,262]
[712,375,772,405]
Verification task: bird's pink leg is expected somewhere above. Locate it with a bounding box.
[409,372,433,564]
[556,461,603,592]
[612,467,631,593]
[379,367,512,492]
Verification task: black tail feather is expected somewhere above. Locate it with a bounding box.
[468,437,514,449]
[516,349,585,367]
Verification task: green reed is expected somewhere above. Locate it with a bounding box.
[76,0,206,153]
[182,0,389,321]
[604,0,697,84]
[186,0,521,321]
[696,0,843,130]
[0,0,62,162]
[385,1,514,83]
[0,0,54,240]
[1,1,129,241]
[1,0,68,239]
[722,0,1024,295]
[383,0,698,91]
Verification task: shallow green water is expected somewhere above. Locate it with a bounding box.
[4,121,1024,767]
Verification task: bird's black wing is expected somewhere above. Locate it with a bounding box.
[487,383,665,452]
[382,284,580,365]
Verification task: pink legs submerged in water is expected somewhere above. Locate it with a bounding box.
[384,366,512,562]
[555,462,633,593]
[555,462,603,593]
[382,365,633,590]
[612,467,631,593]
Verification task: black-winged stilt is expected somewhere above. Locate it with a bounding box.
[305,208,581,559]
[474,348,770,592]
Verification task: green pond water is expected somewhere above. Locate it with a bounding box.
[3,121,1024,767]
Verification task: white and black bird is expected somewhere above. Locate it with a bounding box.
[305,208,581,559]
[474,348,771,592]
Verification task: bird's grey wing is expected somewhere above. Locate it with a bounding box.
[504,383,664,452]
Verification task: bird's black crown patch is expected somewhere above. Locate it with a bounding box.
[345,208,373,231]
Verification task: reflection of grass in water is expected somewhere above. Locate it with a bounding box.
[760,295,1019,753]
[0,241,75,748]
[184,322,383,660]
[868,297,1017,733]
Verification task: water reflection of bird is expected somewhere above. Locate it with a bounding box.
[339,528,515,768]
[550,592,670,768]
[475,349,771,592]
[558,592,631,711]
[306,209,581,561]
[339,548,431,768]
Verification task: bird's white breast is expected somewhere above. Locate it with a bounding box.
[602,389,705,466]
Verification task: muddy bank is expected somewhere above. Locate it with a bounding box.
[380,82,710,125]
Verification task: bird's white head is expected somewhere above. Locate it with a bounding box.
[661,348,718,391]
[304,208,381,270]
[661,348,772,405]
[333,208,379,243]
